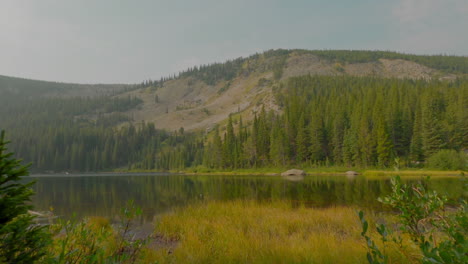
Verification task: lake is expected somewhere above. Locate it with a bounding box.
[28,174,464,223]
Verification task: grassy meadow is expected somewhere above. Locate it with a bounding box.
[146,201,417,263]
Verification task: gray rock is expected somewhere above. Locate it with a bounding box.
[346,171,359,176]
[282,175,304,182]
[281,169,306,176]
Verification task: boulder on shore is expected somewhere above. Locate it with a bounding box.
[281,169,306,176]
[346,171,359,176]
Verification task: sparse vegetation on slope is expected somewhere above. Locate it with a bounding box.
[305,50,468,74]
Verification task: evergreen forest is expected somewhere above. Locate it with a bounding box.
[1,76,466,172]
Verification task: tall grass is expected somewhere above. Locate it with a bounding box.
[151,201,412,263]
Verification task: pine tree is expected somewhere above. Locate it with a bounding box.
[357,117,374,167]
[342,128,356,167]
[269,116,288,166]
[256,107,270,165]
[295,114,309,163]
[410,105,424,162]
[376,120,393,167]
[0,130,51,263]
[421,93,447,157]
[212,127,223,168]
[223,115,237,168]
[309,112,325,162]
[331,113,346,165]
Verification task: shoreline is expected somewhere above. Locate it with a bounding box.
[29,169,465,177]
[184,170,465,177]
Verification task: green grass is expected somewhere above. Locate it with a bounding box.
[150,201,416,263]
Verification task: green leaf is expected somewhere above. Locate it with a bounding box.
[366,252,373,264]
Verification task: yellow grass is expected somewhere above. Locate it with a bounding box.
[150,201,416,263]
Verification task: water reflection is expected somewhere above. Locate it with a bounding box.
[28,174,464,223]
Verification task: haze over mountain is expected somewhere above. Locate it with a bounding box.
[2,1,467,83]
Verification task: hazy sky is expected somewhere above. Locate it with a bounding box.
[1,0,467,84]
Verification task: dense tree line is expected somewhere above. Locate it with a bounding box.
[203,76,467,169]
[5,122,203,172]
[0,93,195,172]
[0,80,203,172]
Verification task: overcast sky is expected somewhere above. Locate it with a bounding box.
[1,0,467,84]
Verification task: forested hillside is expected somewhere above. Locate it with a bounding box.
[202,76,467,169]
[1,50,467,172]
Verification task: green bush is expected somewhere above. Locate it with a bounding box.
[426,149,467,170]
[359,176,468,264]
[50,200,148,264]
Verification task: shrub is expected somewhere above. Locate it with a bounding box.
[426,149,467,170]
[49,200,148,264]
[359,176,467,264]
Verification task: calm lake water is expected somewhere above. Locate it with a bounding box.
[27,174,464,223]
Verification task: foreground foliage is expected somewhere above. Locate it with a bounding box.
[0,130,51,263]
[49,200,149,264]
[359,176,467,264]
[0,131,154,263]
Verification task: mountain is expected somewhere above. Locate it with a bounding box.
[2,49,467,132]
[1,49,467,172]
[117,49,467,131]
